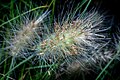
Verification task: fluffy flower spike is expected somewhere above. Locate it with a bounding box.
[36,10,114,73]
[6,10,50,57]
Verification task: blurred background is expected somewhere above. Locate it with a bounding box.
[0,0,120,80]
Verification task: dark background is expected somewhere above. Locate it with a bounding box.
[0,0,120,21]
[0,0,120,80]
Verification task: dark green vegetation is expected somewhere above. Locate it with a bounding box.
[0,0,120,80]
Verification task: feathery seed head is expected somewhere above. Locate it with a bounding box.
[6,10,50,57]
[36,10,113,73]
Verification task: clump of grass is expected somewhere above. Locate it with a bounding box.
[35,9,115,76]
[5,10,50,57]
[1,0,120,80]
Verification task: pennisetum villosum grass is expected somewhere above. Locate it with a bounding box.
[0,0,120,80]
